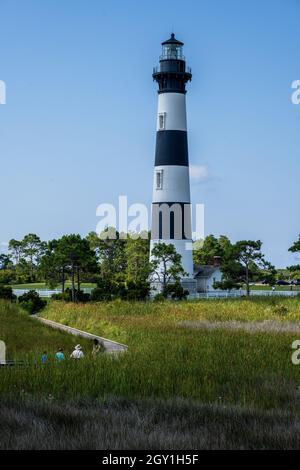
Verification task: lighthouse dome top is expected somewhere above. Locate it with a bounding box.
[161,33,184,46]
[160,33,185,61]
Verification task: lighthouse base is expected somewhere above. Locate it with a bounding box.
[180,278,197,295]
[150,278,197,298]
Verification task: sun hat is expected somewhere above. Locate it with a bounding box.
[75,344,82,350]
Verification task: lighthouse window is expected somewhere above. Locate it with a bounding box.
[156,170,163,190]
[158,113,166,130]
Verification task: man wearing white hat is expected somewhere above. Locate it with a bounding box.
[70,344,84,359]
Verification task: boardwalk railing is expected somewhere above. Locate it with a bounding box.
[33,316,127,354]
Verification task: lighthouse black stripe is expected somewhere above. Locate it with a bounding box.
[151,202,192,240]
[155,130,189,166]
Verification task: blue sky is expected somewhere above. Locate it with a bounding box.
[0,0,299,267]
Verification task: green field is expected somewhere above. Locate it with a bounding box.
[250,284,300,291]
[2,298,300,449]
[10,282,97,290]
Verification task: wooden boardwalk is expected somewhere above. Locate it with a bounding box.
[33,316,128,354]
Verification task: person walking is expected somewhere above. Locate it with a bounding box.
[92,338,105,357]
[41,351,48,364]
[70,344,84,359]
[55,348,65,362]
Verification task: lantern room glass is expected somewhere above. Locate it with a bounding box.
[161,44,183,60]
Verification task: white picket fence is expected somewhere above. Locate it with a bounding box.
[13,288,300,300]
[192,289,300,300]
[13,288,93,298]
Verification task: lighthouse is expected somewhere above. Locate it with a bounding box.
[150,33,196,293]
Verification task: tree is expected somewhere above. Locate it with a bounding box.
[215,240,275,296]
[235,241,275,295]
[39,239,63,289]
[87,229,126,282]
[288,237,300,282]
[289,236,300,256]
[193,235,231,266]
[88,231,151,300]
[8,239,23,265]
[287,265,300,281]
[54,235,98,302]
[21,233,46,280]
[150,242,186,297]
[125,236,151,283]
[0,254,11,270]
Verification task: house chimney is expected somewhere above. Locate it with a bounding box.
[213,256,221,267]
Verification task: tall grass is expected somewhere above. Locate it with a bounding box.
[0,301,91,358]
[3,298,300,449]
[2,396,300,450]
[2,299,300,411]
[43,298,300,340]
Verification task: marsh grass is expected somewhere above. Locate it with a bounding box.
[0,301,92,358]
[3,298,300,448]
[1,300,300,411]
[2,396,300,450]
[43,297,300,334]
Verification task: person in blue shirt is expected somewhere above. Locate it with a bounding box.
[55,348,65,362]
[41,351,48,364]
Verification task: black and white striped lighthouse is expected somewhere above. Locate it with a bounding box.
[150,33,196,291]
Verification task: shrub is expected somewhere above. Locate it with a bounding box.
[18,290,47,315]
[51,292,71,302]
[0,284,16,301]
[164,282,189,300]
[112,281,127,299]
[91,280,150,302]
[91,279,115,301]
[125,280,150,301]
[77,290,90,302]
[90,287,112,301]
[153,293,165,302]
[51,288,90,303]
[273,304,289,317]
[0,270,15,285]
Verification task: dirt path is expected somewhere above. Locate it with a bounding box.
[179,320,300,334]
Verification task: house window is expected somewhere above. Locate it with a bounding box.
[158,113,166,130]
[156,170,163,190]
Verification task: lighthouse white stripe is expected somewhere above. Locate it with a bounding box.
[157,93,187,131]
[152,165,191,203]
